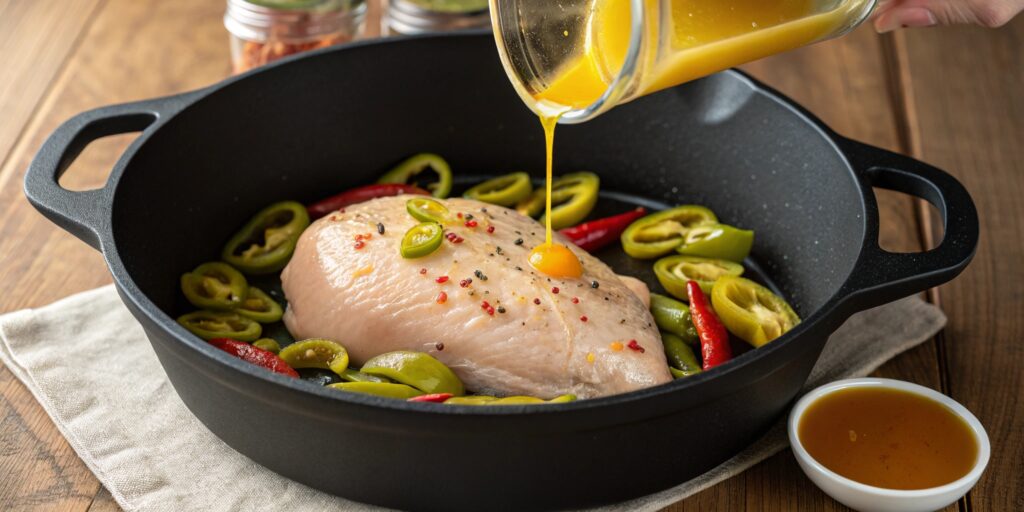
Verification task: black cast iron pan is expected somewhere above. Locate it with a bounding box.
[23,33,977,511]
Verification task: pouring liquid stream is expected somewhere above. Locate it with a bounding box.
[523,0,869,279]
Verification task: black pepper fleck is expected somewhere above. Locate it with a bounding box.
[497,306,506,314]
[514,238,524,245]
[474,270,488,281]
[465,214,474,220]
[377,222,385,235]
[591,280,600,289]
[496,246,504,255]
[515,266,523,271]
[435,342,445,351]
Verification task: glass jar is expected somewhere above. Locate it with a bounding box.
[225,0,368,74]
[385,0,490,35]
[491,0,877,123]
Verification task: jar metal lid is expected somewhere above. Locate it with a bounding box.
[387,0,489,35]
[225,0,367,42]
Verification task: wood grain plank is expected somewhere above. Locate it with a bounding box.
[666,24,950,512]
[0,0,104,178]
[895,18,1024,511]
[0,1,230,510]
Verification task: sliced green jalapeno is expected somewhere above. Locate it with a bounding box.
[222,201,310,275]
[654,255,744,299]
[252,338,281,354]
[361,351,465,395]
[621,205,718,259]
[712,276,800,347]
[539,172,600,230]
[661,332,702,378]
[236,287,283,323]
[400,222,444,259]
[278,338,349,376]
[406,197,450,223]
[677,223,754,262]
[328,382,425,399]
[463,172,533,207]
[378,153,452,198]
[339,368,392,383]
[650,293,699,346]
[180,262,249,311]
[177,310,262,341]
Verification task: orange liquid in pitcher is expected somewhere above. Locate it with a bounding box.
[537,0,855,109]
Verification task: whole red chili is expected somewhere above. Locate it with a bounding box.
[307,184,428,219]
[559,207,647,252]
[686,280,733,370]
[408,393,454,403]
[208,338,299,378]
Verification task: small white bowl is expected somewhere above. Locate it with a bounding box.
[788,378,990,512]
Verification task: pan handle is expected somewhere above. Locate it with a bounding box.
[23,93,198,251]
[835,138,979,311]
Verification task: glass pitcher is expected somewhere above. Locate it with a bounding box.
[490,0,877,123]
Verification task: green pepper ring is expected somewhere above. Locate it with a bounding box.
[711,275,800,348]
[620,205,718,259]
[179,261,249,311]
[653,255,744,300]
[677,223,755,263]
[400,221,444,259]
[177,310,262,342]
[327,382,425,399]
[538,172,601,230]
[361,350,465,396]
[221,201,310,275]
[378,153,453,199]
[463,172,534,207]
[236,286,284,323]
[406,197,450,224]
[279,338,350,376]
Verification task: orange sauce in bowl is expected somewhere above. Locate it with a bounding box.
[798,387,979,490]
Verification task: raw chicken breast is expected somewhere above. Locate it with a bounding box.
[281,196,671,399]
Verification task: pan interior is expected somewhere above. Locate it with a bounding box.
[110,35,865,353]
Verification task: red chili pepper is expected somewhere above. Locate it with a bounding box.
[559,207,647,252]
[407,393,454,403]
[307,184,429,219]
[686,281,733,370]
[208,338,299,378]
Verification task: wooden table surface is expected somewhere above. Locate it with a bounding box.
[0,1,1020,510]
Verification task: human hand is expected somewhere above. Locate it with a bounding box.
[872,0,1023,31]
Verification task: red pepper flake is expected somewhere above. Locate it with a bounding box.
[627,340,645,353]
[487,226,495,234]
[480,301,495,316]
[465,220,478,228]
[436,292,448,304]
[459,278,472,288]
[435,276,449,284]
[354,241,365,250]
[552,287,560,294]
[533,298,541,305]
[580,315,588,322]
[571,297,580,304]
[419,268,428,275]
[445,233,464,244]
[457,212,463,219]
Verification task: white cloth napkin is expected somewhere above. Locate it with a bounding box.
[0,285,945,512]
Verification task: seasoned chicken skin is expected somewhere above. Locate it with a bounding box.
[281,196,671,399]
